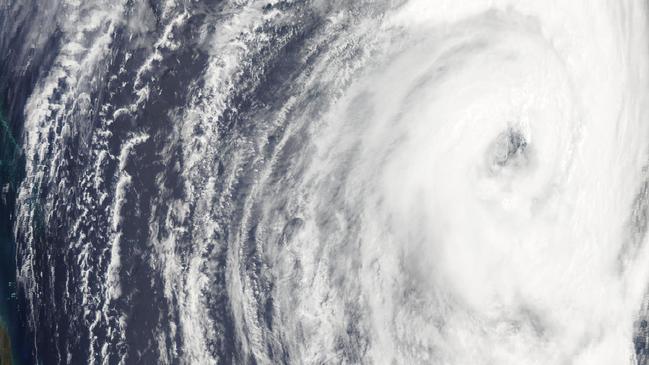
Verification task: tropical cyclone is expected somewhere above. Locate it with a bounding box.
[1,0,649,364]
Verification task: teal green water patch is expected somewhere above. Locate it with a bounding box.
[0,102,25,365]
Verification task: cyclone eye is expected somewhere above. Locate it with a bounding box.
[490,128,529,171]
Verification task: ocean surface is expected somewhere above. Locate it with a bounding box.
[3,1,649,364]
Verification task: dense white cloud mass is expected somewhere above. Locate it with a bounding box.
[271,1,649,364]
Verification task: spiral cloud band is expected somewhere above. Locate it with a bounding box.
[2,0,649,364]
[279,2,649,363]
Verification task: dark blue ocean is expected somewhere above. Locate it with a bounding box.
[4,1,649,364]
